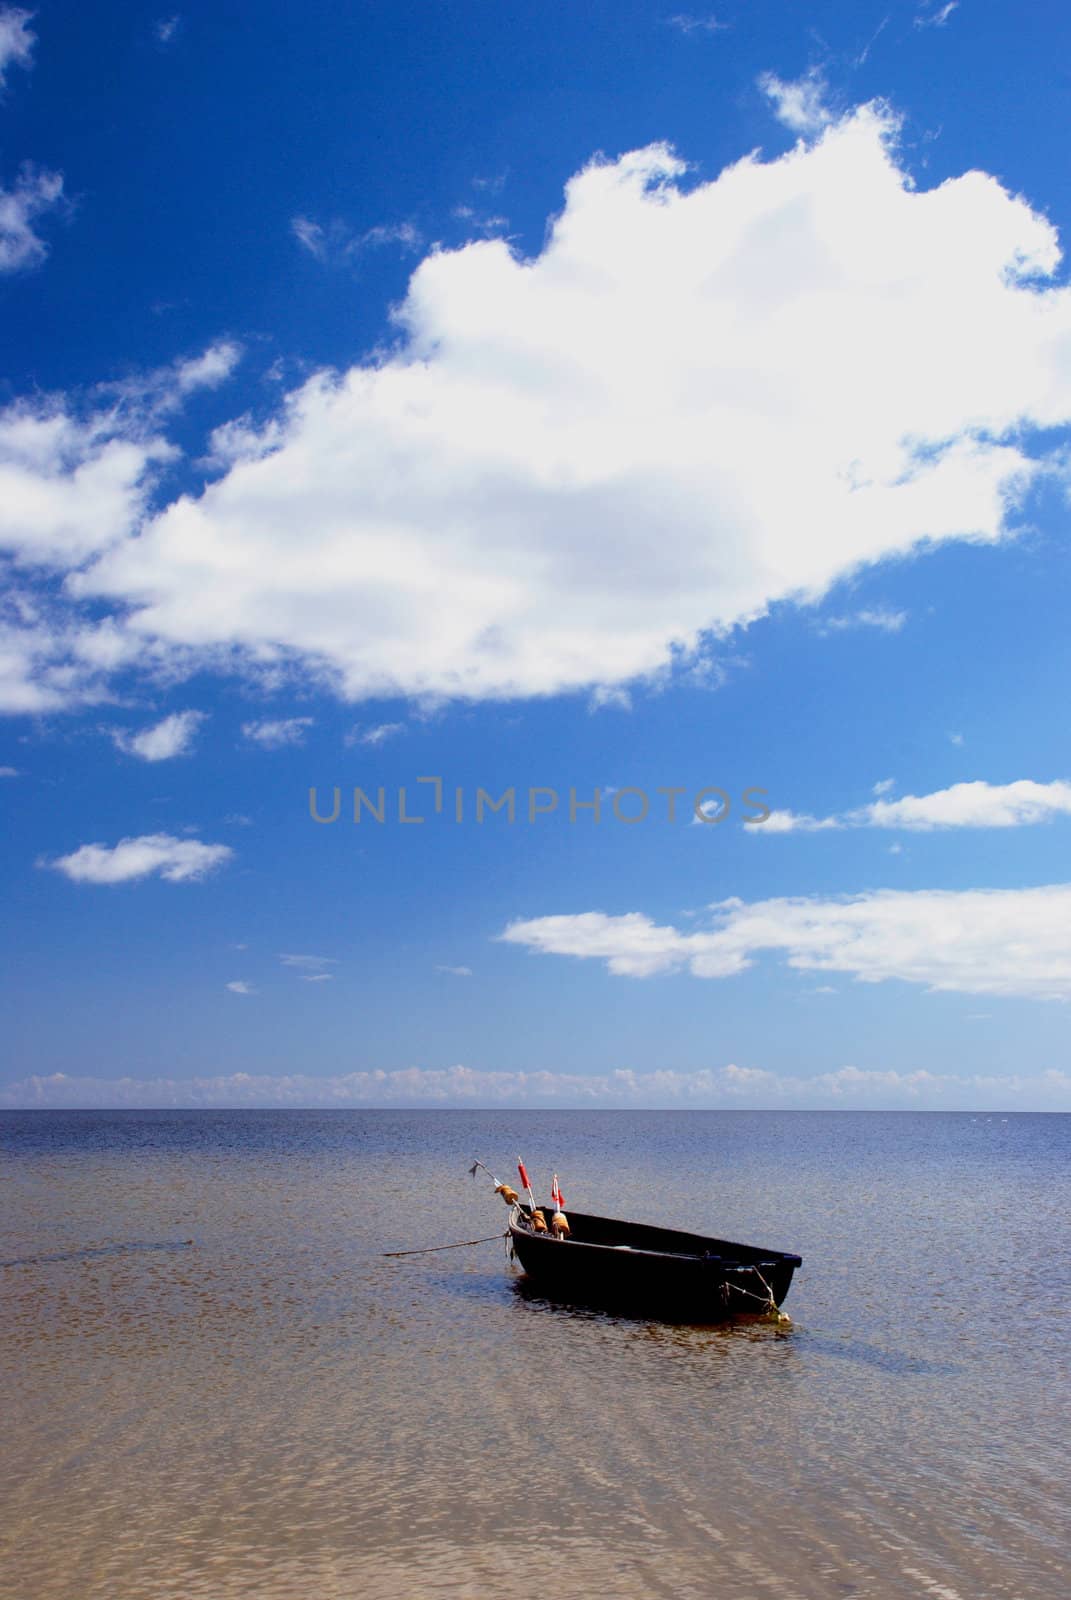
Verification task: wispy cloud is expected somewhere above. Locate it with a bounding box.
[915,2,958,28]
[112,709,205,762]
[502,882,1071,1000]
[241,717,313,749]
[291,216,421,266]
[154,15,181,45]
[102,340,242,417]
[664,14,730,35]
[226,979,254,995]
[300,972,334,982]
[819,607,907,635]
[345,721,406,748]
[0,764,19,776]
[435,964,473,977]
[0,5,34,87]
[0,165,64,273]
[4,1062,1068,1110]
[45,833,233,885]
[279,953,338,972]
[758,779,1071,834]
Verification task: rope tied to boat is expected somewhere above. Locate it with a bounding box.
[723,1263,792,1325]
[382,1233,509,1257]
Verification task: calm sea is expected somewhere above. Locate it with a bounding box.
[2,1110,1067,1600]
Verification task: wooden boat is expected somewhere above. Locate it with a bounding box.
[508,1202,801,1320]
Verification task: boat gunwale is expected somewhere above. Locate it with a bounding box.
[508,1204,801,1269]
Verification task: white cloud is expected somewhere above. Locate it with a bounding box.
[760,778,1071,833]
[226,980,254,995]
[501,883,1071,1000]
[0,763,18,775]
[346,720,405,747]
[0,6,34,86]
[3,1061,1068,1110]
[104,339,243,416]
[241,716,313,748]
[112,708,205,761]
[758,69,833,136]
[0,165,64,273]
[300,972,334,982]
[949,732,965,746]
[0,402,173,568]
[279,953,337,971]
[820,606,907,634]
[155,15,180,45]
[45,832,233,884]
[863,779,1071,830]
[915,2,957,28]
[435,964,473,977]
[7,102,1071,710]
[873,777,895,796]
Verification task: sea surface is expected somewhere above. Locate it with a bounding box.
[2,1110,1067,1600]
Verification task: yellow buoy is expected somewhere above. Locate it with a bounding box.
[495,1183,519,1205]
[531,1209,548,1233]
[551,1212,570,1236]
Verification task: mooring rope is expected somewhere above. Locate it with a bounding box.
[382,1232,509,1258]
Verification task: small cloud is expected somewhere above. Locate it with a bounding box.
[242,717,313,749]
[173,342,241,395]
[471,172,508,195]
[758,69,833,137]
[224,813,253,827]
[0,164,65,275]
[0,7,35,88]
[451,205,510,236]
[346,721,406,748]
[226,980,254,995]
[155,16,181,45]
[889,842,904,854]
[819,607,907,635]
[589,685,632,712]
[100,340,242,417]
[435,964,473,977]
[737,807,839,832]
[300,973,334,982]
[280,953,338,972]
[112,709,205,762]
[0,764,19,776]
[914,2,957,28]
[812,985,837,994]
[664,14,730,35]
[949,732,965,746]
[45,833,233,885]
[291,215,422,267]
[872,777,896,796]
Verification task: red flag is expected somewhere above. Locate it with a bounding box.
[551,1176,564,1209]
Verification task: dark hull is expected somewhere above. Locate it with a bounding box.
[508,1206,801,1321]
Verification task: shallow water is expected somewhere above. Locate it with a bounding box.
[2,1110,1067,1599]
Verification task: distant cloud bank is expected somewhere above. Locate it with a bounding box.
[2,1063,1068,1111]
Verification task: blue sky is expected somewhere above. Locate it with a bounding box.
[3,0,1071,1109]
